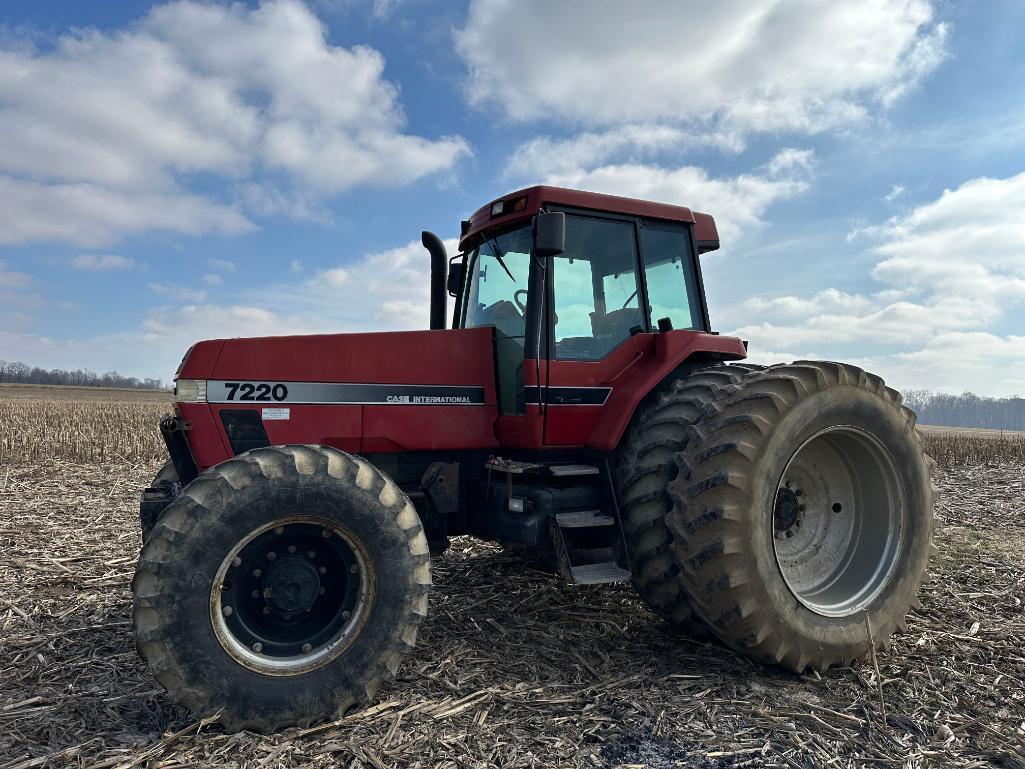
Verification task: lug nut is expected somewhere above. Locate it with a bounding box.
[222,606,233,617]
[251,590,260,599]
[263,606,272,615]
[342,610,351,620]
[252,643,263,653]
[307,551,316,559]
[301,643,312,654]
[318,566,327,575]
[274,526,284,535]
[319,587,326,595]
[231,556,242,567]
[322,528,331,538]
[350,564,359,574]
[267,551,277,561]
[288,545,296,554]
[252,568,262,578]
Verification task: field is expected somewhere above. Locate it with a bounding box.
[1,390,1023,768]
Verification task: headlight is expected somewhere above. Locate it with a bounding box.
[175,379,207,403]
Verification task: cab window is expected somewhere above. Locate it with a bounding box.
[640,222,703,330]
[462,224,532,340]
[552,215,642,360]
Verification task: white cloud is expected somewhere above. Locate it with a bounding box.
[0,0,469,246]
[504,125,742,179]
[0,177,252,247]
[71,254,138,271]
[730,172,1025,395]
[539,149,813,243]
[457,0,945,140]
[885,184,906,202]
[201,273,223,286]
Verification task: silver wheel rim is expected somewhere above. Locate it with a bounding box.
[772,426,905,617]
[209,515,373,676]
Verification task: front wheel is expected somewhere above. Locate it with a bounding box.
[669,361,935,672]
[133,445,431,732]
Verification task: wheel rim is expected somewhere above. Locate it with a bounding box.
[772,426,905,618]
[209,515,373,675]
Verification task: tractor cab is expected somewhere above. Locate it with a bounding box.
[435,186,730,448]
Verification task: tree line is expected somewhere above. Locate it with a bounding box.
[0,360,167,391]
[903,390,1025,431]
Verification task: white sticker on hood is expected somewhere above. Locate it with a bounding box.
[261,407,290,420]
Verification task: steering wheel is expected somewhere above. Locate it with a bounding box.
[621,289,638,309]
[513,289,528,313]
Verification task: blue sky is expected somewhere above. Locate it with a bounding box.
[1,0,1023,394]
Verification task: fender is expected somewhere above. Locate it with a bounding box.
[585,330,747,451]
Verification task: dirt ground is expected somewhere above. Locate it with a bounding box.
[1,457,1023,769]
[0,384,171,404]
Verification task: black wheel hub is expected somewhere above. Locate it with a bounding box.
[263,556,321,614]
[219,521,363,659]
[774,486,801,533]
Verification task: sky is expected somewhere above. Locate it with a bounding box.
[1,0,1024,395]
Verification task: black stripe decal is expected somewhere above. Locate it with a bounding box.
[207,381,487,406]
[525,386,612,406]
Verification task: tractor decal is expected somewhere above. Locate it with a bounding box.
[207,380,487,406]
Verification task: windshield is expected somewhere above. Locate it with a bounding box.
[461,224,532,340]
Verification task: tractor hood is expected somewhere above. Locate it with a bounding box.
[175,327,500,469]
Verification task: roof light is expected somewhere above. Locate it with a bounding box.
[490,195,528,219]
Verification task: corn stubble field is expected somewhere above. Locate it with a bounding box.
[1,387,1024,769]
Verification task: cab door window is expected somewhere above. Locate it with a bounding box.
[639,222,704,330]
[552,215,642,360]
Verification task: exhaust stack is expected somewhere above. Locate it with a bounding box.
[422,231,447,330]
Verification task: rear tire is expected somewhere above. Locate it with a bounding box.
[133,445,431,732]
[668,361,935,672]
[613,363,762,627]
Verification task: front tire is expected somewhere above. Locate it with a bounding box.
[669,362,935,672]
[133,445,431,732]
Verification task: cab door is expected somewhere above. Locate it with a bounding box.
[458,224,547,449]
[543,213,706,447]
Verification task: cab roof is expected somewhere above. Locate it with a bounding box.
[458,185,720,254]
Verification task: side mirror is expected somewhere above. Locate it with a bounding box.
[533,212,565,258]
[447,256,465,297]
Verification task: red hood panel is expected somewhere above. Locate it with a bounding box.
[182,327,498,404]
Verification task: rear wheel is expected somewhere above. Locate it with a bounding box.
[133,445,431,732]
[669,361,935,672]
[613,363,762,626]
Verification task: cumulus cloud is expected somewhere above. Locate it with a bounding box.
[731,172,1025,394]
[0,0,469,246]
[457,0,945,140]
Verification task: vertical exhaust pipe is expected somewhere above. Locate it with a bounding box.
[422,231,447,330]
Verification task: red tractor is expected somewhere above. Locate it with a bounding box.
[135,186,934,732]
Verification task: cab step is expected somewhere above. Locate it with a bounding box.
[569,562,631,585]
[556,510,614,528]
[548,464,599,477]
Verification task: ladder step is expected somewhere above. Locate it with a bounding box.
[570,562,631,585]
[548,464,599,477]
[556,511,615,528]
[485,457,543,474]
